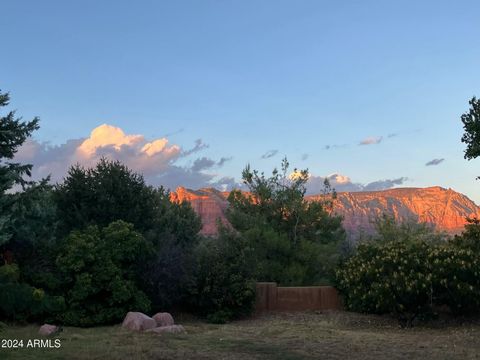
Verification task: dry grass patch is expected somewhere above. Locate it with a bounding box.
[1,311,480,359]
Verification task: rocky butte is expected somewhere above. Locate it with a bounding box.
[170,186,480,239]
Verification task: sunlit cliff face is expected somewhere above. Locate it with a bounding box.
[170,186,480,237]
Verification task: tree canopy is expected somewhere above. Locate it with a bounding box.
[461,96,480,161]
[0,90,39,247]
[226,158,345,285]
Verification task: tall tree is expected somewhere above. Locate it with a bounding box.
[0,89,39,247]
[54,158,158,235]
[227,158,345,285]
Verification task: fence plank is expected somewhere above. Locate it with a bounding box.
[255,283,341,312]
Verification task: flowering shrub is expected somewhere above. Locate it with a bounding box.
[431,246,480,315]
[336,240,433,326]
[336,218,480,325]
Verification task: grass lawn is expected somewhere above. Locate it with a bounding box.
[1,311,480,359]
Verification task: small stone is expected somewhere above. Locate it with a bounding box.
[39,324,59,336]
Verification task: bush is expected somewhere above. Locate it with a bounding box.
[430,244,480,315]
[56,221,151,326]
[0,264,64,322]
[336,217,480,325]
[189,228,256,322]
[336,240,433,326]
[431,219,480,315]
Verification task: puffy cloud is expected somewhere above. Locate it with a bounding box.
[77,124,144,156]
[425,158,445,166]
[305,173,408,194]
[359,136,383,145]
[14,124,231,190]
[261,149,278,159]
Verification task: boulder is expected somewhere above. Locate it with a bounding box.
[146,325,186,335]
[39,324,59,336]
[121,312,157,332]
[152,312,174,327]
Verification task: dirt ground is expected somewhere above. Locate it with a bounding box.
[1,311,480,359]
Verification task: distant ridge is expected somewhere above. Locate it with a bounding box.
[171,186,480,238]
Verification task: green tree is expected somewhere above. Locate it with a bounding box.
[189,226,256,323]
[0,90,39,247]
[55,159,203,314]
[227,158,345,285]
[139,187,202,311]
[461,96,480,163]
[56,221,151,326]
[54,158,158,235]
[7,181,61,292]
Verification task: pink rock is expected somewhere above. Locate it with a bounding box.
[39,324,59,336]
[121,312,157,332]
[152,312,174,327]
[146,325,185,334]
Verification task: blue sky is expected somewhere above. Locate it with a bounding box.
[2,1,480,201]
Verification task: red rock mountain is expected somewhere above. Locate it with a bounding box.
[170,186,480,238]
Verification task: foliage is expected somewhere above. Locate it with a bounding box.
[430,244,480,315]
[432,218,480,315]
[336,239,434,327]
[337,216,480,325]
[461,96,480,162]
[136,187,202,311]
[0,264,64,322]
[369,214,449,245]
[54,158,158,235]
[56,221,151,326]
[189,227,256,322]
[227,158,345,285]
[6,181,61,291]
[144,187,202,247]
[138,237,197,311]
[0,89,64,323]
[451,217,480,251]
[0,89,39,246]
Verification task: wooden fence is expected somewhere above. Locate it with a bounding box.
[255,282,342,313]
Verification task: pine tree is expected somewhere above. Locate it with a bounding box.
[0,90,39,245]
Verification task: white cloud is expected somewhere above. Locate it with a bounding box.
[15,124,237,190]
